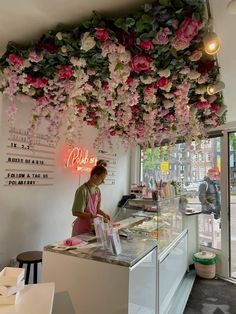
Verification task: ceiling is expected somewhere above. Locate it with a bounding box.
[0,0,235,126]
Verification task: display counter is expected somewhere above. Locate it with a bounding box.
[42,235,157,314]
[119,197,195,314]
[42,197,196,314]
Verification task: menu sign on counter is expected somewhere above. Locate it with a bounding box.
[96,149,117,185]
[4,127,55,187]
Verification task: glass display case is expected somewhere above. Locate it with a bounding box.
[114,197,183,253]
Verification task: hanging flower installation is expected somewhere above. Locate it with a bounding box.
[0,0,226,147]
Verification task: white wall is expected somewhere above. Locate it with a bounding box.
[0,95,131,269]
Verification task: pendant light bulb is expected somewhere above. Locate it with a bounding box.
[207,81,225,95]
[203,32,220,55]
[227,0,236,14]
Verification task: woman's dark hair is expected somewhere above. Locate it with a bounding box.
[90,165,107,177]
[96,159,108,167]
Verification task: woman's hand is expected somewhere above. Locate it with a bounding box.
[103,213,111,222]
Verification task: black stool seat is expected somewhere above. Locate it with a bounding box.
[16,251,42,284]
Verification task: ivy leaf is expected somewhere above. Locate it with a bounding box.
[114,63,124,71]
[114,18,128,32]
[170,47,178,58]
[159,0,171,6]
[126,17,135,28]
[141,14,151,24]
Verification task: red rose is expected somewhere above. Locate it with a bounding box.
[143,84,154,95]
[87,120,96,126]
[110,130,116,136]
[31,78,47,89]
[126,76,133,85]
[129,55,152,74]
[196,101,208,110]
[95,28,109,42]
[89,112,97,118]
[131,106,139,114]
[156,77,168,88]
[117,30,136,48]
[211,103,220,112]
[57,65,74,79]
[7,54,24,67]
[25,75,47,88]
[102,82,109,90]
[139,40,154,51]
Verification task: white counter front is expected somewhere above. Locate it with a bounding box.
[42,239,157,314]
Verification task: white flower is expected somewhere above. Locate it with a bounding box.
[188,70,201,80]
[163,100,174,109]
[140,76,156,84]
[56,32,63,40]
[164,93,174,99]
[195,86,206,94]
[80,32,96,52]
[70,57,87,68]
[158,68,171,78]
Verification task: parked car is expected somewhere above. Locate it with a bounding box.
[183,181,203,192]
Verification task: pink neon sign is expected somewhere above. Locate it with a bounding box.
[65,146,97,172]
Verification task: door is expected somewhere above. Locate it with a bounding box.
[229,132,236,280]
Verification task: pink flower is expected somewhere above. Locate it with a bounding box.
[105,100,112,107]
[189,50,202,62]
[164,113,175,122]
[37,96,49,106]
[7,54,24,67]
[95,28,109,42]
[129,55,152,74]
[139,40,154,51]
[179,67,190,75]
[196,101,208,110]
[172,17,201,51]
[87,68,96,75]
[57,65,74,79]
[156,77,168,88]
[211,103,220,112]
[155,28,172,45]
[28,50,43,63]
[211,113,218,119]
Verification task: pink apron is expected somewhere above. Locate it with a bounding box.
[72,185,100,236]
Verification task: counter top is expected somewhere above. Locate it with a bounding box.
[44,237,156,268]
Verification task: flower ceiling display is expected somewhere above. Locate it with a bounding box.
[0,0,226,147]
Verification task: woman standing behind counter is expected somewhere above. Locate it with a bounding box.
[71,164,110,236]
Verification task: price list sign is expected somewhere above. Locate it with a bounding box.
[96,149,117,185]
[4,127,55,187]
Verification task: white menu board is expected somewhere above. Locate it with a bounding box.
[96,149,117,185]
[4,127,55,187]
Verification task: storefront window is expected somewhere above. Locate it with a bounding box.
[141,137,221,250]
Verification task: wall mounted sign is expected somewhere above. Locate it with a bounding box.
[65,146,97,173]
[96,149,117,185]
[4,127,55,186]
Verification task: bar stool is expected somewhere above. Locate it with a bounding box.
[16,251,42,284]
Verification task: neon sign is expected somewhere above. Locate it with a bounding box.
[65,146,97,173]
